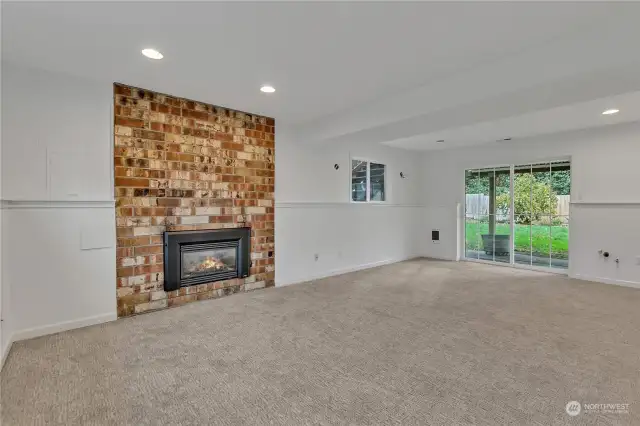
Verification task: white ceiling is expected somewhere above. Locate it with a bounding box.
[3,1,640,150]
[383,90,640,151]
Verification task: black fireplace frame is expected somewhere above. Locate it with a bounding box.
[163,227,251,292]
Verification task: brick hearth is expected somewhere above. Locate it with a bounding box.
[114,84,275,317]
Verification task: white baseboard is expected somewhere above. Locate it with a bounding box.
[1,333,14,372]
[422,255,456,261]
[570,274,640,289]
[12,312,117,342]
[276,257,416,287]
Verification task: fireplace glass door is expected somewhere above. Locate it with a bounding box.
[181,245,237,280]
[164,228,250,291]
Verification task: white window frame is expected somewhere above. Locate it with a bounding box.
[350,157,388,203]
[462,158,571,275]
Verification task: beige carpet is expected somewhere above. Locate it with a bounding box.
[2,259,640,425]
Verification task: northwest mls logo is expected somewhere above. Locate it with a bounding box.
[566,401,581,416]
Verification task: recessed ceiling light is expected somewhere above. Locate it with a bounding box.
[260,85,276,93]
[503,137,512,141]
[436,139,445,143]
[602,109,619,115]
[141,48,163,60]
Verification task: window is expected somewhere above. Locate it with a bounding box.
[351,159,386,202]
[464,161,570,271]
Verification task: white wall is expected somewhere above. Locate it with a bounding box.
[0,62,426,352]
[275,128,425,285]
[1,63,116,345]
[3,59,638,354]
[2,66,112,201]
[4,58,637,357]
[0,58,6,367]
[421,122,640,286]
[0,206,6,366]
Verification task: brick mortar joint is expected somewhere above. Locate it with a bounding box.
[114,84,275,317]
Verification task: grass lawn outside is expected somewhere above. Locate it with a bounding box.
[466,222,568,258]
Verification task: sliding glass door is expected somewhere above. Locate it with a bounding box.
[465,161,570,271]
[465,167,511,263]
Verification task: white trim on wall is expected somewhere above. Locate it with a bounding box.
[570,201,640,205]
[0,200,115,209]
[1,334,14,371]
[275,202,424,209]
[277,256,417,287]
[570,274,640,289]
[12,312,117,342]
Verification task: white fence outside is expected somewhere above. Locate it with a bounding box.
[556,195,570,216]
[465,194,570,218]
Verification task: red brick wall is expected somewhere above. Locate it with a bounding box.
[114,84,275,317]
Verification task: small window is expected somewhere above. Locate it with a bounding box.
[351,159,386,202]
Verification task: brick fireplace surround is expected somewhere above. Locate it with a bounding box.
[114,84,275,317]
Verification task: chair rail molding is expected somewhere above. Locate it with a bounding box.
[275,201,425,209]
[0,200,116,209]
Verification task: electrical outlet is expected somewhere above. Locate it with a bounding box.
[314,254,319,261]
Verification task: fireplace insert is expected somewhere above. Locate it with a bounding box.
[163,228,251,291]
